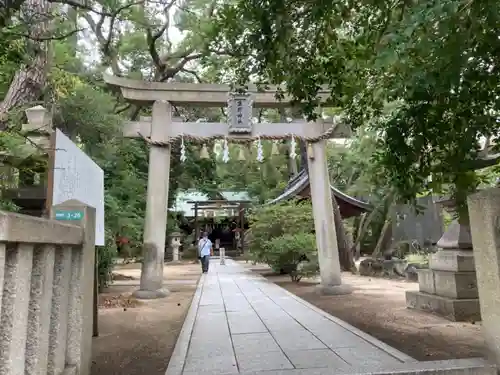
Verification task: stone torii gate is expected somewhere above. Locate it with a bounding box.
[104,74,353,299]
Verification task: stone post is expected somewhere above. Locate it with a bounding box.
[468,188,500,366]
[134,100,172,299]
[406,198,480,322]
[220,247,226,265]
[307,139,351,295]
[170,232,181,264]
[51,199,96,375]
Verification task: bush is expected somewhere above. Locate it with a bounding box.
[263,232,319,282]
[183,245,199,259]
[98,229,118,292]
[247,200,314,264]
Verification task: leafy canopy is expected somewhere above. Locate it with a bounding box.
[212,0,500,207]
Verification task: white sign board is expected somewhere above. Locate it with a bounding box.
[52,129,105,246]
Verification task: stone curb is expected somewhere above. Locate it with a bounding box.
[238,358,496,375]
[165,273,205,375]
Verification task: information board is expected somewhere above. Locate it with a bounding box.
[52,129,105,246]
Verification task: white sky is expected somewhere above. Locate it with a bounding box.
[78,5,185,65]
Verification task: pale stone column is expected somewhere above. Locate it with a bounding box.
[220,248,226,265]
[170,232,181,264]
[468,187,500,367]
[52,199,96,375]
[307,140,351,295]
[134,100,172,299]
[172,243,180,262]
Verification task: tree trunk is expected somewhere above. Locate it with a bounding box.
[332,196,355,271]
[67,6,78,57]
[354,213,366,260]
[350,192,395,255]
[371,219,393,258]
[0,0,50,129]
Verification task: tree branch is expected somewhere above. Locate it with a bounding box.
[81,12,121,75]
[179,68,203,83]
[145,27,165,71]
[144,0,177,73]
[4,27,84,41]
[115,103,132,114]
[159,52,205,81]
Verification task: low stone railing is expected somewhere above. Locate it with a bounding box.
[0,200,96,375]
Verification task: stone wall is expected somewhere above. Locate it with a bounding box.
[392,195,444,248]
[0,200,95,375]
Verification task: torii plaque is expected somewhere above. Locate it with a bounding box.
[227,92,253,134]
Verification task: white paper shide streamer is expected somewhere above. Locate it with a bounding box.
[222,137,230,163]
[256,136,264,162]
[180,135,187,162]
[290,134,297,159]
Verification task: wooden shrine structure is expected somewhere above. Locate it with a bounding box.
[269,145,372,218]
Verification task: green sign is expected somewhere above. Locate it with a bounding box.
[55,210,84,221]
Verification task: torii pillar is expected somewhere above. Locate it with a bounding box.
[308,139,351,294]
[133,100,172,299]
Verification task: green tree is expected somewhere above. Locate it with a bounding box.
[0,0,231,287]
[211,0,500,215]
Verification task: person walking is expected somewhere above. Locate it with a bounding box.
[198,232,212,273]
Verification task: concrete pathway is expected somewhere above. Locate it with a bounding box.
[166,259,494,375]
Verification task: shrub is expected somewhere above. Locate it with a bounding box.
[247,200,314,264]
[98,229,118,292]
[183,245,199,259]
[263,232,319,282]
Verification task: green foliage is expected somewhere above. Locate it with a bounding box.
[328,128,390,201]
[98,229,118,290]
[0,0,233,290]
[327,130,394,253]
[49,70,149,286]
[183,245,199,260]
[264,233,318,282]
[405,253,429,269]
[0,37,24,97]
[247,200,318,281]
[216,140,290,203]
[0,199,19,211]
[248,200,314,254]
[213,0,500,214]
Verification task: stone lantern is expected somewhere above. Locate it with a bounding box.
[170,231,182,263]
[23,105,53,151]
[406,197,479,321]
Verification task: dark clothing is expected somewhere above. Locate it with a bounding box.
[201,255,210,273]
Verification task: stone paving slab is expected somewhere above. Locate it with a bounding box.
[166,259,494,375]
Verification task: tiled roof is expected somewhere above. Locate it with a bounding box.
[265,169,372,217]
